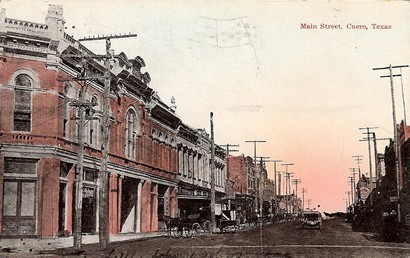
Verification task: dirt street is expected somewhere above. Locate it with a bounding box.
[40,218,410,257]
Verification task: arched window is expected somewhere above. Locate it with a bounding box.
[125,109,138,159]
[14,74,32,132]
[15,74,32,87]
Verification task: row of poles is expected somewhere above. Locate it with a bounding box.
[346,64,408,222]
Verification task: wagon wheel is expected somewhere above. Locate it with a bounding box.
[170,226,182,238]
[202,220,212,236]
[192,222,201,237]
[183,226,193,238]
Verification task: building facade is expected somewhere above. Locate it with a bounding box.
[0,5,179,237]
[0,4,275,239]
[176,124,226,221]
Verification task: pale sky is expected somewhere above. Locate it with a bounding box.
[2,0,409,213]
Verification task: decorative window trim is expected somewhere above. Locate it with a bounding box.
[12,72,34,133]
[9,68,40,89]
[125,106,139,160]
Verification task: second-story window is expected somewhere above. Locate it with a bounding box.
[13,74,32,132]
[125,109,137,159]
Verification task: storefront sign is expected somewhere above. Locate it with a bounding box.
[82,187,94,199]
[360,187,370,200]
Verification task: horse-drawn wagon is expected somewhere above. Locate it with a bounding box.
[163,213,212,238]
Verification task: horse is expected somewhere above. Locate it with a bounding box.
[162,215,182,237]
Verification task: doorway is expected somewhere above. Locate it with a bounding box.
[81,186,96,234]
[2,180,37,236]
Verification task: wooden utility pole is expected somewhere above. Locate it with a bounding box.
[359,127,377,178]
[369,132,390,181]
[292,178,301,214]
[264,159,282,215]
[349,168,357,203]
[244,141,266,256]
[98,38,112,248]
[277,171,283,196]
[346,191,351,207]
[79,33,137,248]
[302,188,308,211]
[257,157,268,220]
[256,158,282,215]
[210,112,216,232]
[271,160,282,199]
[72,56,87,250]
[352,155,363,179]
[58,54,97,250]
[244,140,266,213]
[373,64,408,223]
[281,163,294,214]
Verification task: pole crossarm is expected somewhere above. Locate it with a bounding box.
[373,63,409,223]
[380,75,401,78]
[74,32,137,248]
[373,65,409,70]
[359,127,378,178]
[57,53,108,59]
[219,144,239,156]
[79,33,138,41]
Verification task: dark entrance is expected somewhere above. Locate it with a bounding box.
[157,185,169,230]
[58,182,67,233]
[121,177,139,232]
[82,186,96,234]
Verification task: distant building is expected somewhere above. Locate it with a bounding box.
[175,124,226,220]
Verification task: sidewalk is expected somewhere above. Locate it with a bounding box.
[0,231,168,254]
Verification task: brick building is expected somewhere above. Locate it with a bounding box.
[0,5,179,237]
[364,121,410,240]
[0,4,273,239]
[225,155,259,221]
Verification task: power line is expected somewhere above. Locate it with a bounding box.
[302,188,308,211]
[219,143,239,156]
[373,64,409,224]
[349,168,357,205]
[281,163,294,214]
[292,179,302,215]
[369,132,390,181]
[244,140,266,256]
[352,155,363,179]
[80,33,138,248]
[359,127,377,178]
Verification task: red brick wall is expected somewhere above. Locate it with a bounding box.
[65,164,76,234]
[38,157,60,237]
[140,180,151,233]
[227,156,248,195]
[1,54,178,236]
[109,174,122,234]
